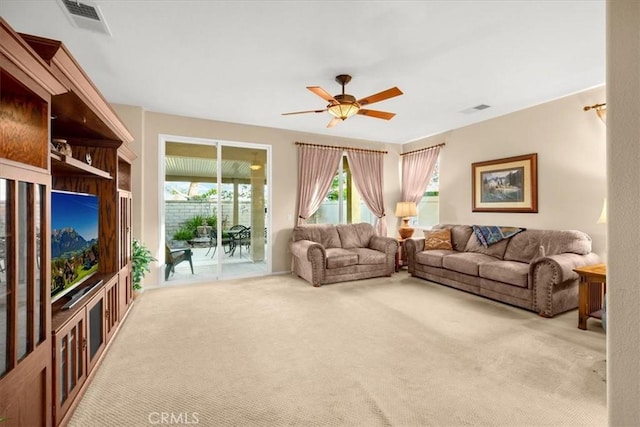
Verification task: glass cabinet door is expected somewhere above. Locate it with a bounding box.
[0,178,47,376]
[0,178,7,376]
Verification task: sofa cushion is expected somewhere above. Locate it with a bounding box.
[416,249,456,267]
[479,260,529,288]
[348,248,387,265]
[325,248,358,269]
[503,229,593,263]
[433,224,473,252]
[337,223,375,248]
[442,252,499,276]
[464,232,510,260]
[292,224,341,248]
[423,229,453,250]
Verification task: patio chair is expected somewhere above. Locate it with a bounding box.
[165,243,194,279]
[236,227,251,257]
[225,224,248,256]
[205,228,217,257]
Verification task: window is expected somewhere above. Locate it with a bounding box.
[308,156,374,225]
[416,157,439,228]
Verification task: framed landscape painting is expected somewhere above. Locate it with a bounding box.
[472,153,538,213]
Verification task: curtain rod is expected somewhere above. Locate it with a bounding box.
[295,141,388,154]
[400,142,446,157]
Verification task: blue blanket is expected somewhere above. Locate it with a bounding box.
[472,225,525,247]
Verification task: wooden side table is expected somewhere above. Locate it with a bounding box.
[395,238,407,272]
[573,264,606,330]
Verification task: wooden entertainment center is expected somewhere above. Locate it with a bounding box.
[0,19,135,426]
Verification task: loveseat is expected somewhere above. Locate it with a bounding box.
[404,225,600,317]
[290,223,398,287]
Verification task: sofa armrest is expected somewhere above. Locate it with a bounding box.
[369,235,399,274]
[370,235,398,254]
[530,252,601,283]
[289,240,327,286]
[290,239,325,260]
[403,238,425,274]
[530,252,601,316]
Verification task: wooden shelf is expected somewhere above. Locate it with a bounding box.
[51,150,112,179]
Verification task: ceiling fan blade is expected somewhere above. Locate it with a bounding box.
[281,109,327,116]
[357,109,396,120]
[308,86,338,103]
[326,117,340,128]
[357,87,403,106]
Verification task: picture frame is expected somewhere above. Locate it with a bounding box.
[472,153,538,213]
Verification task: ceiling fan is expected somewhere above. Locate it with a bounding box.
[282,74,403,128]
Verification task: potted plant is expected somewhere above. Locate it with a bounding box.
[132,239,156,297]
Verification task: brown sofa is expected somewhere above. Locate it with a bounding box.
[290,223,398,287]
[404,224,601,317]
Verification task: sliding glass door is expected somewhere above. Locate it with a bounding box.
[162,137,269,284]
[218,145,268,280]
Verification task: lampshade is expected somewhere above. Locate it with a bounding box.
[597,198,607,224]
[328,102,360,120]
[395,201,417,218]
[584,103,606,124]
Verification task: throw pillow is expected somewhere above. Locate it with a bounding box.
[423,229,453,250]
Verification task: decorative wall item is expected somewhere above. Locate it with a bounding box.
[53,138,72,156]
[472,153,538,213]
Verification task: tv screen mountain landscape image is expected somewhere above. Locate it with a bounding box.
[51,190,99,301]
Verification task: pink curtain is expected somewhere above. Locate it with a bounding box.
[346,150,387,236]
[401,146,441,204]
[296,145,342,225]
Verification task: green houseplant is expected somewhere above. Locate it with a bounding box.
[132,239,156,292]
[172,214,217,242]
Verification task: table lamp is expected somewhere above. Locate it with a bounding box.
[395,201,417,239]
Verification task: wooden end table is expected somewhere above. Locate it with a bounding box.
[395,238,407,272]
[573,264,606,330]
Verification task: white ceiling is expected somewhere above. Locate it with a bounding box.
[1,1,605,145]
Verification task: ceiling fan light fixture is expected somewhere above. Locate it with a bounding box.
[327,102,360,120]
[282,74,402,125]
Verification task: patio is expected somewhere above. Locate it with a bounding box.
[164,243,268,285]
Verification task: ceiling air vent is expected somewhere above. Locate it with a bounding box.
[58,0,112,35]
[460,104,491,114]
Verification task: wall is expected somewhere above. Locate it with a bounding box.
[112,107,402,287]
[403,85,607,259]
[607,1,640,425]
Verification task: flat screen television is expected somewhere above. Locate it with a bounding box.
[51,190,99,302]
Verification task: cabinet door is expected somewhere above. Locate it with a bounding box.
[0,174,52,427]
[85,289,106,373]
[104,277,119,343]
[117,192,133,316]
[52,309,86,425]
[118,266,132,321]
[118,191,132,270]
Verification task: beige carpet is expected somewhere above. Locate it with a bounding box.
[69,273,606,427]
